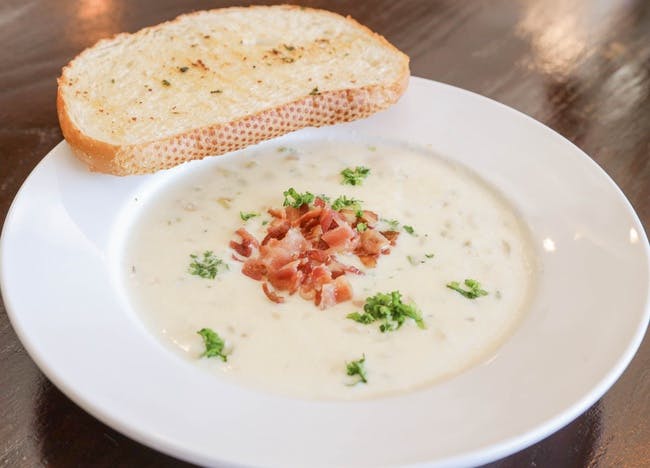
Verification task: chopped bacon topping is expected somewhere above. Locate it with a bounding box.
[381,230,400,245]
[229,228,259,257]
[262,282,284,303]
[232,196,398,308]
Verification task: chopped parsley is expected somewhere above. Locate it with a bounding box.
[309,87,320,95]
[189,251,228,279]
[403,225,415,235]
[341,166,370,186]
[382,218,400,230]
[356,222,368,232]
[179,66,189,73]
[210,89,223,94]
[346,354,368,384]
[283,187,315,208]
[162,79,171,87]
[347,312,374,324]
[283,44,295,51]
[240,211,260,221]
[446,279,489,299]
[407,255,421,266]
[425,253,435,259]
[347,291,425,332]
[317,194,331,203]
[197,328,229,361]
[331,195,361,211]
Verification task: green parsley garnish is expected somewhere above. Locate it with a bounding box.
[425,253,435,258]
[189,251,228,279]
[331,195,361,211]
[317,194,331,203]
[382,218,400,230]
[240,211,260,221]
[283,188,315,208]
[407,255,420,266]
[309,87,320,95]
[347,291,425,332]
[356,223,368,232]
[162,79,171,87]
[346,312,375,324]
[403,225,415,235]
[446,279,489,299]
[346,354,367,384]
[341,166,371,186]
[197,328,229,361]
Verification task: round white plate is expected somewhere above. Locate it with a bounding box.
[2,77,649,467]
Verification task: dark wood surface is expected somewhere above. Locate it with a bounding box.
[1,0,648,466]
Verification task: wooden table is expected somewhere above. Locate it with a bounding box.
[1,1,648,466]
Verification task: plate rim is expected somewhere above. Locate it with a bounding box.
[2,76,649,467]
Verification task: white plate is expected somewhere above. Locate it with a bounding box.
[1,77,648,467]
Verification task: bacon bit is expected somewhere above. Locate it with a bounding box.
[242,260,266,280]
[229,240,249,257]
[299,284,317,300]
[319,282,337,309]
[262,282,284,303]
[231,197,399,308]
[305,249,330,263]
[321,223,357,251]
[295,207,322,226]
[381,230,400,245]
[319,207,335,231]
[268,259,302,293]
[330,258,363,276]
[338,209,358,225]
[333,275,353,302]
[319,276,352,309]
[309,265,333,289]
[268,207,285,219]
[359,210,379,227]
[303,224,323,244]
[358,254,378,268]
[230,228,260,257]
[262,219,290,244]
[284,206,303,223]
[358,229,390,255]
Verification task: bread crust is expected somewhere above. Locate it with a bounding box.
[57,5,410,176]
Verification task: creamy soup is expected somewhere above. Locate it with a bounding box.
[123,139,535,399]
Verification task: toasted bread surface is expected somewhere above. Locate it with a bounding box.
[57,5,409,175]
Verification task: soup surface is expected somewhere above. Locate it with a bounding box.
[123,139,535,399]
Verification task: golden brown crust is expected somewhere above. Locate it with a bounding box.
[57,81,121,173]
[56,5,410,176]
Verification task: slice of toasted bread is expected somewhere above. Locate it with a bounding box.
[57,5,409,175]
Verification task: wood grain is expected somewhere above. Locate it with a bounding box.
[1,1,648,466]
